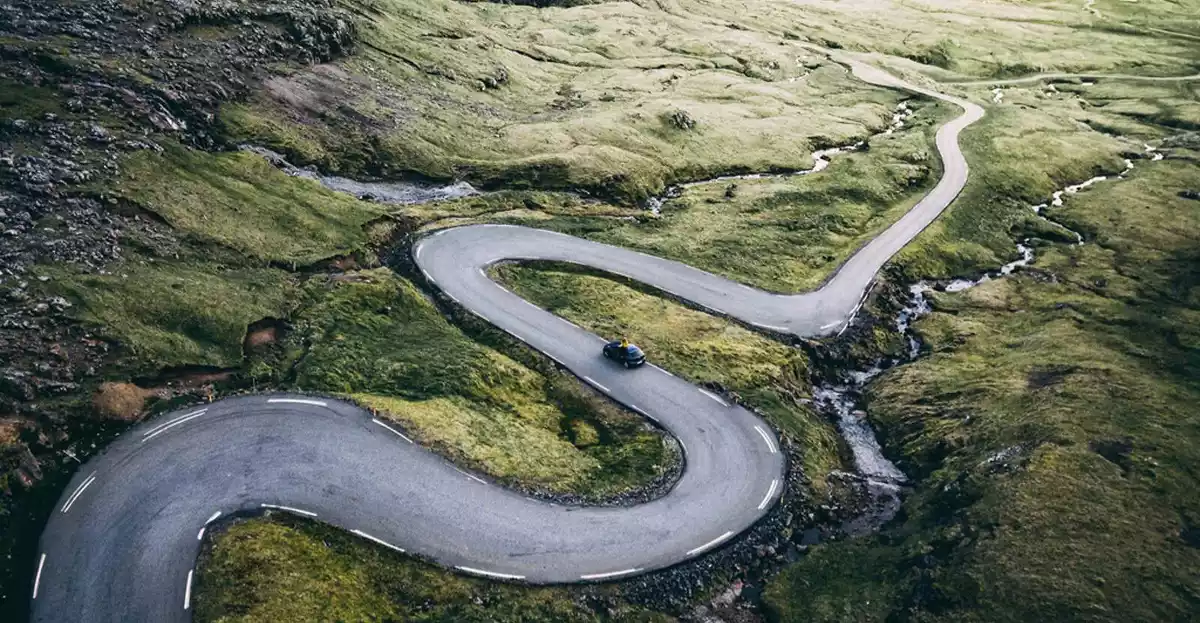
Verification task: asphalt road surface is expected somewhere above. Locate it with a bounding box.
[32,62,986,622]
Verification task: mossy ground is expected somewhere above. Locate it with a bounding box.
[218,0,911,202]
[194,515,673,623]
[16,0,1200,619]
[494,262,843,485]
[765,133,1200,622]
[276,268,672,497]
[117,144,389,265]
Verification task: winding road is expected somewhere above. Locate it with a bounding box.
[29,60,993,622]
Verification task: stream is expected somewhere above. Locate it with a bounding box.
[240,116,1156,541]
[239,145,479,204]
[814,142,1160,535]
[647,102,914,215]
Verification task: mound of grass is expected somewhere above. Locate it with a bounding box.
[46,262,295,371]
[194,516,672,623]
[284,268,672,497]
[765,151,1200,621]
[494,263,843,486]
[117,145,387,265]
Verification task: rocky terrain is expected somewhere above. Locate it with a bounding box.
[0,0,360,610]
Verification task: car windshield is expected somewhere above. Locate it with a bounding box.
[626,346,643,357]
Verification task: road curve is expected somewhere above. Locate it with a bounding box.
[31,62,980,622]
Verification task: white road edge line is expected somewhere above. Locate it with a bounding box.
[184,569,193,610]
[197,527,206,541]
[456,566,525,580]
[819,321,840,330]
[580,568,642,580]
[61,473,97,513]
[686,530,735,556]
[629,404,658,423]
[415,245,423,260]
[699,388,728,406]
[142,410,208,443]
[758,479,779,510]
[260,503,317,518]
[32,553,45,599]
[651,364,676,378]
[754,425,778,454]
[373,419,414,444]
[142,409,207,438]
[352,529,406,553]
[756,323,790,333]
[422,268,434,283]
[453,466,487,485]
[205,511,221,525]
[267,398,328,407]
[446,292,460,303]
[583,376,610,393]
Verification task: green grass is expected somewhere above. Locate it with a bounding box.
[218,0,908,203]
[117,144,388,265]
[494,262,844,487]
[44,262,295,371]
[194,516,673,623]
[765,152,1200,621]
[279,268,672,497]
[893,83,1158,281]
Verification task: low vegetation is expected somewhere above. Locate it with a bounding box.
[218,0,908,203]
[194,515,673,623]
[117,145,388,265]
[494,262,843,486]
[275,269,672,497]
[766,146,1200,621]
[45,261,296,372]
[476,100,951,292]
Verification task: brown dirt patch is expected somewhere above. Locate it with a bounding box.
[245,326,278,348]
[92,382,155,421]
[0,418,26,445]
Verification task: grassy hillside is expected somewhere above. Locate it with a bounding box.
[5,0,1200,620]
[766,139,1200,622]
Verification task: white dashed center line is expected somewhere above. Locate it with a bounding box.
[686,530,734,557]
[754,425,778,454]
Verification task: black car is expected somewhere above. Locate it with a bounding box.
[602,340,646,368]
